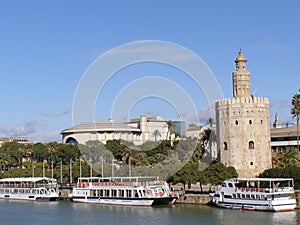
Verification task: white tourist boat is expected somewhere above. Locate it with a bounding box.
[72,176,178,206]
[211,178,296,212]
[0,177,59,201]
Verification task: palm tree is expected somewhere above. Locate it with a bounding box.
[291,89,300,151]
[164,120,174,141]
[152,129,161,142]
[208,117,214,129]
[275,147,299,169]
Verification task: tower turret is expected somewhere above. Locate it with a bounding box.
[232,50,251,99]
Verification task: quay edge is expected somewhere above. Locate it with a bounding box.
[58,189,300,209]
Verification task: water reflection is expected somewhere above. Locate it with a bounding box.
[212,206,299,225]
[0,200,299,225]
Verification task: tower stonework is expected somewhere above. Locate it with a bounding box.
[215,50,272,178]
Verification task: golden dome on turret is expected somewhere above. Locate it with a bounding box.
[235,49,247,62]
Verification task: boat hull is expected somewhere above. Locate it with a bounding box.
[0,194,59,202]
[151,196,178,205]
[213,199,296,212]
[72,196,154,206]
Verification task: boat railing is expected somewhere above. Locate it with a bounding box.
[75,180,166,188]
[234,186,294,193]
[0,183,57,189]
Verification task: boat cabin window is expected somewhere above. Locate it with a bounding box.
[228,183,234,188]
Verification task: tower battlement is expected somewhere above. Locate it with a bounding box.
[216,96,269,106]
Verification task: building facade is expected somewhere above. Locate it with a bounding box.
[61,115,176,145]
[0,137,34,147]
[215,50,272,178]
[186,125,206,139]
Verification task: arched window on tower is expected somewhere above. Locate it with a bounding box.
[223,142,228,150]
[249,141,254,149]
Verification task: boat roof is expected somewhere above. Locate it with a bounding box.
[225,178,294,182]
[238,178,294,182]
[78,176,160,182]
[0,177,57,183]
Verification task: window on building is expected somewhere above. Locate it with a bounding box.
[249,141,254,149]
[249,120,252,124]
[261,120,263,124]
[223,142,228,150]
[235,120,239,125]
[250,162,254,166]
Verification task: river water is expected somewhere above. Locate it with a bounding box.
[0,201,299,225]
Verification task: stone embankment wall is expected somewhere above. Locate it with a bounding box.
[294,190,300,209]
[59,189,72,200]
[176,194,211,204]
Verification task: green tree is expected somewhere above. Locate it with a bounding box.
[275,147,299,169]
[105,140,127,161]
[203,162,238,186]
[259,167,300,189]
[291,89,300,151]
[168,161,200,191]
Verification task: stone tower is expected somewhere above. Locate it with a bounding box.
[215,50,272,178]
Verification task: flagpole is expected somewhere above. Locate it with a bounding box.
[51,160,54,179]
[32,160,35,178]
[112,158,114,178]
[101,156,104,177]
[80,157,82,178]
[60,159,63,184]
[70,159,72,184]
[129,155,131,178]
[90,157,92,179]
[43,160,45,178]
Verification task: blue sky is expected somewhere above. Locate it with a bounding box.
[0,1,299,142]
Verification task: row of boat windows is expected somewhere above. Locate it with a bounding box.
[229,194,272,200]
[229,193,291,200]
[0,188,48,194]
[79,189,148,198]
